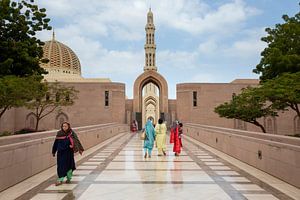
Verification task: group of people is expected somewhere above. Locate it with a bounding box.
[142,119,183,158]
[52,119,183,186]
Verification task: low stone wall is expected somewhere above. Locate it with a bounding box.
[0,123,129,192]
[184,123,300,188]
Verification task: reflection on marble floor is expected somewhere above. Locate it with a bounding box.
[25,133,293,200]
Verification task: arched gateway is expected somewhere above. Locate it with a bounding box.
[133,9,169,129]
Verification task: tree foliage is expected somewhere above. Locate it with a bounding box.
[260,72,300,117]
[0,0,51,77]
[214,87,277,133]
[0,75,41,119]
[25,82,78,131]
[253,8,300,81]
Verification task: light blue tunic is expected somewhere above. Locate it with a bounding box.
[143,120,156,150]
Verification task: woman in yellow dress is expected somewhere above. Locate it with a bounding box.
[155,118,167,156]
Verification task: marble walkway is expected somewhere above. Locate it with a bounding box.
[2,132,300,200]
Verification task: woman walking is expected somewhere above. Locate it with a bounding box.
[155,118,167,156]
[52,122,84,186]
[131,120,137,133]
[143,119,156,158]
[170,121,182,156]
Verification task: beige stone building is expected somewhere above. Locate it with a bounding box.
[0,33,125,132]
[0,9,299,136]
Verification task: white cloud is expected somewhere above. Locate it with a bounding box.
[223,28,266,59]
[190,73,218,83]
[158,50,199,70]
[198,40,218,55]
[35,0,267,98]
[39,0,261,40]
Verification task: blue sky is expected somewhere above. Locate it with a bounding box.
[37,0,299,99]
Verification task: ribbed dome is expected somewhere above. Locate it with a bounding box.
[41,37,81,76]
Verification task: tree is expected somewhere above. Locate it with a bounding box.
[25,82,78,131]
[0,75,41,119]
[260,72,300,117]
[0,0,51,77]
[253,6,300,81]
[214,87,277,133]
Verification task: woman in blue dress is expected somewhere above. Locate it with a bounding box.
[52,122,84,186]
[143,119,156,158]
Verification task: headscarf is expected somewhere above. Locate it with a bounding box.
[55,122,84,153]
[56,122,71,137]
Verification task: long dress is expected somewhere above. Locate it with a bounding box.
[155,123,167,155]
[143,121,156,155]
[131,122,137,133]
[172,125,182,154]
[52,134,76,179]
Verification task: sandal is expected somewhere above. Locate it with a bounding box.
[55,181,63,186]
[66,180,71,184]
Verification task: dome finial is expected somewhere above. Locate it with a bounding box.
[52,29,55,41]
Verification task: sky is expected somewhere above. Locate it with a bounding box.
[36,0,299,99]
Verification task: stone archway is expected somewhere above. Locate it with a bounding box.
[133,70,168,113]
[25,112,36,130]
[143,96,159,126]
[133,70,168,129]
[55,112,69,129]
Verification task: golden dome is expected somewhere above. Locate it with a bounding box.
[41,34,81,76]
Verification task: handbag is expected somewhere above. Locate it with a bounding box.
[140,131,146,140]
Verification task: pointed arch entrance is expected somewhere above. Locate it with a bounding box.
[133,70,168,128]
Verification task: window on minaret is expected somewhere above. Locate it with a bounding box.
[153,54,155,65]
[147,34,149,44]
[152,34,154,44]
[146,54,148,66]
[149,53,152,66]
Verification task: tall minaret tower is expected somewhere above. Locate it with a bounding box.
[144,8,157,71]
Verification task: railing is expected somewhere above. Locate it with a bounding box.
[0,123,129,192]
[184,123,300,188]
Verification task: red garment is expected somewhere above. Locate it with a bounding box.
[172,126,182,154]
[170,127,175,143]
[131,122,137,132]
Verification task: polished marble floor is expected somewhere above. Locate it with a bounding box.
[7,133,299,200]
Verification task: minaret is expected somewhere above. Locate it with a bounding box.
[144,8,157,71]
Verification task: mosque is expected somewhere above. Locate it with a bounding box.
[0,9,298,135]
[0,9,300,199]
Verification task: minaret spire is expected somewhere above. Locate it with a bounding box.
[52,29,55,41]
[144,8,157,71]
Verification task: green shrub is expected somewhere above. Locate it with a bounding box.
[14,128,36,135]
[0,131,12,137]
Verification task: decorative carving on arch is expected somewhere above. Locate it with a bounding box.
[144,96,158,105]
[234,119,247,130]
[264,116,277,134]
[133,70,168,113]
[25,112,36,130]
[145,100,156,107]
[294,115,300,135]
[55,112,69,129]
